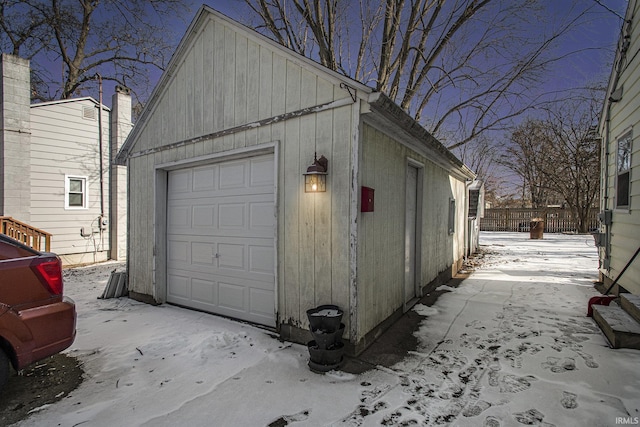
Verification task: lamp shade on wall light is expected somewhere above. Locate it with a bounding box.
[303,153,328,193]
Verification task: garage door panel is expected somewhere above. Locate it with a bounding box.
[192,165,217,191]
[168,169,191,193]
[168,240,189,263]
[249,202,275,229]
[250,288,276,317]
[217,243,245,269]
[219,162,247,189]
[249,245,274,275]
[191,242,216,266]
[250,157,274,187]
[191,278,217,305]
[167,274,190,299]
[193,205,216,227]
[218,203,246,228]
[218,281,245,312]
[168,205,192,227]
[167,154,275,326]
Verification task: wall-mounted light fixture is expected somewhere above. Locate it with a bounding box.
[303,153,328,193]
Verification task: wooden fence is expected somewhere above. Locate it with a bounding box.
[480,208,599,233]
[0,216,52,251]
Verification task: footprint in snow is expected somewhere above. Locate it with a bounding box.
[542,356,576,373]
[512,408,555,426]
[462,400,492,417]
[498,374,537,393]
[484,415,502,427]
[577,351,599,369]
[338,401,388,426]
[487,358,501,387]
[421,349,468,372]
[380,406,421,426]
[516,330,540,339]
[517,341,544,355]
[465,320,486,330]
[360,384,392,404]
[501,349,523,369]
[561,391,578,409]
[550,336,582,353]
[459,332,482,348]
[437,380,465,400]
[457,365,479,384]
[432,401,465,425]
[405,397,430,417]
[400,376,437,397]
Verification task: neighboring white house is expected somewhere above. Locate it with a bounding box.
[0,54,130,265]
[115,6,477,354]
[597,0,640,295]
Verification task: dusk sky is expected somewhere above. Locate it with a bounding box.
[86,0,628,114]
[190,0,628,90]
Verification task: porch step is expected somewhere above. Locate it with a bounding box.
[620,294,640,324]
[592,304,640,349]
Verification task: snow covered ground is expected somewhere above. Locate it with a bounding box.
[15,232,640,426]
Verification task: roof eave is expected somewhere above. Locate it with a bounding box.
[366,92,476,181]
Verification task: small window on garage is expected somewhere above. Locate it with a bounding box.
[448,198,456,235]
[65,175,88,209]
[616,131,632,209]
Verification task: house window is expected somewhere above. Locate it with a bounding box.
[448,198,456,234]
[65,176,88,209]
[616,131,632,209]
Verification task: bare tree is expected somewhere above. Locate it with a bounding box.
[241,0,615,148]
[0,0,189,102]
[541,98,601,233]
[501,119,556,209]
[500,91,602,232]
[0,1,49,56]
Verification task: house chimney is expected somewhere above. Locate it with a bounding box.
[0,54,31,221]
[109,85,132,261]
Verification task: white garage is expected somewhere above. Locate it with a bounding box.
[116,6,475,354]
[165,153,276,326]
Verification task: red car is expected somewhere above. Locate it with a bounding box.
[0,234,76,390]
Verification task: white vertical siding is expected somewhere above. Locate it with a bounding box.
[29,99,110,263]
[357,124,467,338]
[126,15,355,334]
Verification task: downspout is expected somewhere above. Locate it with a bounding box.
[96,74,105,250]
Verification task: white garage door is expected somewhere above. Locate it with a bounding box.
[166,154,276,326]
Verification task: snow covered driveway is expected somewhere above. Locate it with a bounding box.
[15,232,640,426]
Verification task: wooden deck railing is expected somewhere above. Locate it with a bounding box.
[0,217,52,252]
